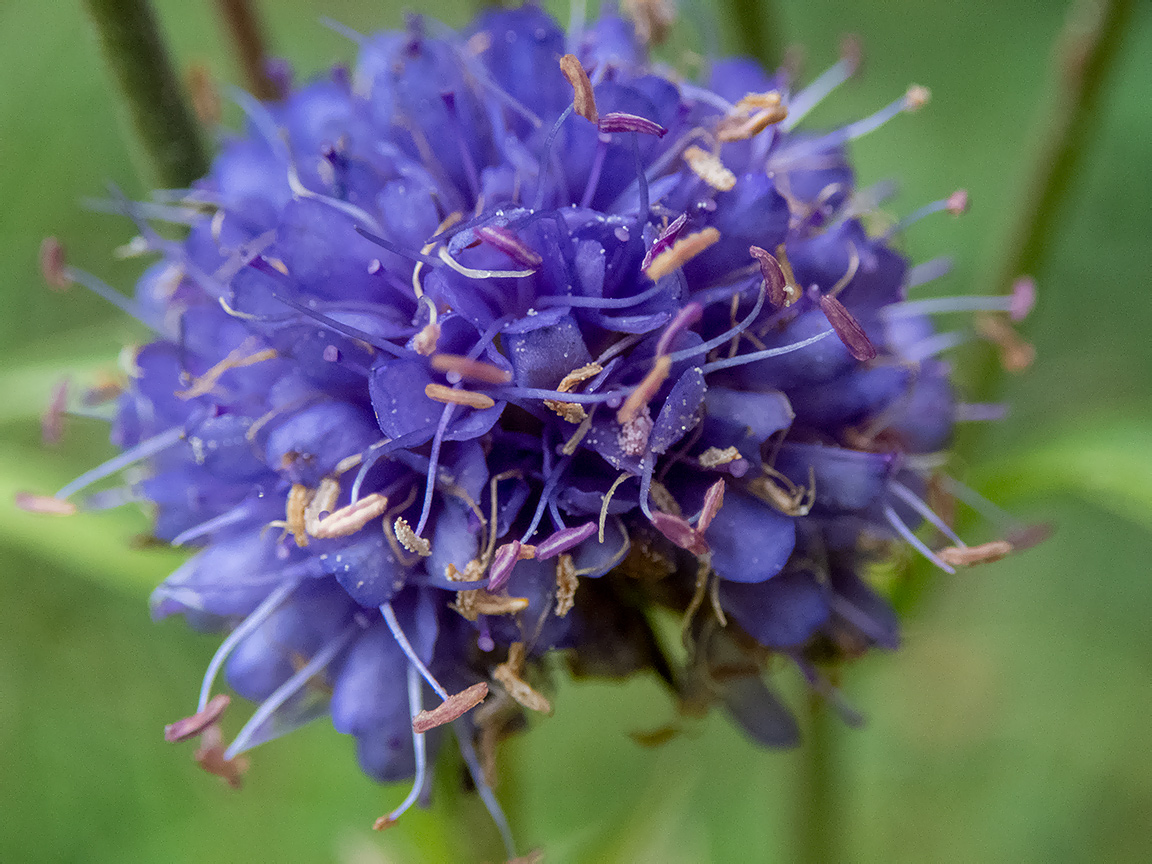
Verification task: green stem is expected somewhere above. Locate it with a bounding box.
[83,0,209,189]
[215,0,279,100]
[892,0,1133,616]
[725,0,787,70]
[798,690,838,864]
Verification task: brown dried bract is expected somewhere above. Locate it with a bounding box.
[560,53,598,123]
[644,227,720,282]
[554,553,579,617]
[682,145,736,191]
[937,540,1014,567]
[412,682,489,733]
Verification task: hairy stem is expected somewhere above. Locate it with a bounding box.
[83,0,209,189]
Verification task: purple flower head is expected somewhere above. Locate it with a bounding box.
[31,4,1035,849]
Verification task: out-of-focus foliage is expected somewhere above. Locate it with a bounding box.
[1,1,1149,861]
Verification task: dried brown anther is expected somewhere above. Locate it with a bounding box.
[412,682,489,733]
[976,313,1035,372]
[683,145,736,191]
[937,540,1014,567]
[194,724,248,790]
[493,643,553,714]
[424,382,497,410]
[40,237,71,290]
[644,227,720,282]
[554,553,579,617]
[394,516,432,556]
[559,53,598,123]
[15,492,77,516]
[165,694,231,742]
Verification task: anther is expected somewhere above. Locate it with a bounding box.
[15,492,78,516]
[412,682,489,733]
[41,378,69,446]
[554,554,579,618]
[683,146,736,191]
[310,493,389,539]
[697,479,726,533]
[617,355,672,424]
[819,294,877,361]
[430,354,512,385]
[424,383,497,410]
[651,509,709,555]
[598,111,667,138]
[475,226,543,270]
[493,643,552,714]
[39,237,72,291]
[904,84,931,110]
[394,516,432,556]
[535,521,598,560]
[559,54,598,123]
[644,227,721,282]
[194,724,248,789]
[749,245,787,307]
[976,313,1035,372]
[937,540,1014,567]
[165,694,231,743]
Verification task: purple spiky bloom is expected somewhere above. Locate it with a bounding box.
[31,3,1036,846]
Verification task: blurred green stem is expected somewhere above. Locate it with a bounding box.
[798,691,838,864]
[725,0,786,70]
[892,0,1133,615]
[83,0,208,189]
[215,0,279,99]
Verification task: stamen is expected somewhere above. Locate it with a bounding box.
[651,510,709,555]
[536,521,598,560]
[597,111,667,137]
[454,590,531,619]
[623,0,676,45]
[559,53,598,123]
[488,541,523,592]
[698,446,742,469]
[55,426,184,500]
[683,146,736,191]
[543,363,603,422]
[887,188,969,236]
[354,225,441,268]
[644,228,720,282]
[887,479,965,547]
[285,483,312,546]
[374,663,429,830]
[493,643,552,713]
[413,211,463,298]
[697,479,726,533]
[1009,276,1037,321]
[453,720,517,858]
[975,313,1035,372]
[718,92,788,142]
[15,491,77,516]
[882,503,956,575]
[749,246,787,307]
[640,213,688,272]
[412,681,489,734]
[196,578,302,709]
[430,354,512,385]
[475,226,543,270]
[937,540,1013,567]
[906,256,954,288]
[594,472,631,543]
[176,344,278,400]
[782,40,861,131]
[224,623,360,759]
[195,724,249,789]
[39,237,71,290]
[165,694,230,742]
[617,355,672,424]
[172,501,253,546]
[424,382,496,410]
[436,245,536,279]
[701,328,834,374]
[819,294,876,361]
[381,601,449,699]
[655,303,704,357]
[394,516,432,556]
[303,477,341,536]
[309,493,389,539]
[554,554,579,617]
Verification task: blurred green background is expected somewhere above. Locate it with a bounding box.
[2,0,1150,861]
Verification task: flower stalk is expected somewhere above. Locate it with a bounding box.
[82,0,209,189]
